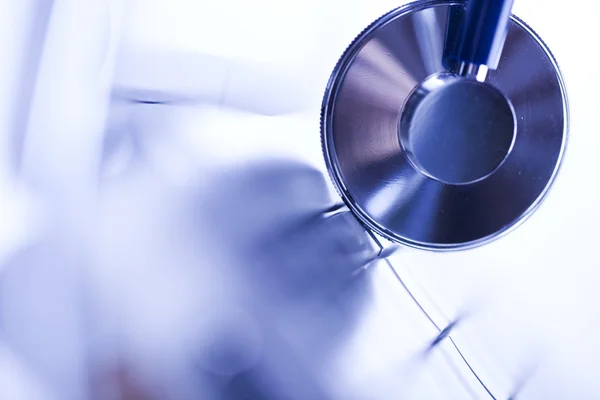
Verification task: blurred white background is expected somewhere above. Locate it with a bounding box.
[0,0,597,399]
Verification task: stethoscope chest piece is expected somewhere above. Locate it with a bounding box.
[321,0,568,250]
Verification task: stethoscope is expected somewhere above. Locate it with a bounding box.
[321,0,568,251]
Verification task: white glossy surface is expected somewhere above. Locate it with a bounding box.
[0,0,597,399]
[112,1,599,397]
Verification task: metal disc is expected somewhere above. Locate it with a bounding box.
[399,72,517,185]
[321,0,568,250]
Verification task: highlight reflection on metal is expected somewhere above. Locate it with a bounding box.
[399,72,516,185]
[321,0,568,250]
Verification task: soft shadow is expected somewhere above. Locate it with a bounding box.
[0,158,381,400]
[186,159,379,399]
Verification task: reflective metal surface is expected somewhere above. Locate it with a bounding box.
[399,72,516,185]
[321,0,568,250]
